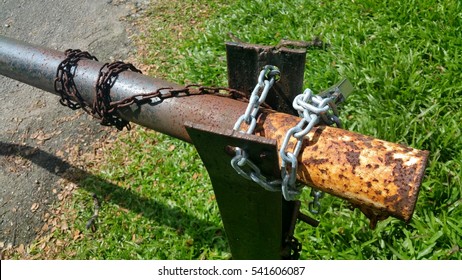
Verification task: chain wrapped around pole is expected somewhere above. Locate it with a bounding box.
[279,85,348,201]
[53,49,259,131]
[94,61,142,130]
[54,49,98,112]
[231,65,282,191]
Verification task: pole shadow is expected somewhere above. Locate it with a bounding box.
[0,141,226,256]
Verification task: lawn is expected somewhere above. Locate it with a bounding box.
[24,0,462,259]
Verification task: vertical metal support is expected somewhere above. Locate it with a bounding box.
[225,41,307,114]
[226,40,308,259]
[187,41,308,259]
[186,123,283,259]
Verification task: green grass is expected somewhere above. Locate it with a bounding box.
[26,0,462,259]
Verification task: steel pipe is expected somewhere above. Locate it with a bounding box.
[0,35,429,223]
[260,113,428,223]
[0,35,246,142]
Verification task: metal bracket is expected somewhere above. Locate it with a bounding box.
[186,122,285,259]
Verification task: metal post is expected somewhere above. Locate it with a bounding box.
[220,42,306,258]
[226,41,306,114]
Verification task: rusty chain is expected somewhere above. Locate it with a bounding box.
[55,50,260,130]
[94,61,142,130]
[54,49,98,112]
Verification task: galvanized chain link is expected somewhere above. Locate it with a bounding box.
[231,65,281,191]
[233,65,280,133]
[308,188,324,214]
[230,149,281,192]
[279,88,341,201]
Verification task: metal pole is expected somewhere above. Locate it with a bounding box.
[0,35,245,142]
[0,35,428,227]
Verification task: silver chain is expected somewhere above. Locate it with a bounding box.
[279,78,353,205]
[279,88,342,201]
[230,149,281,192]
[231,65,281,191]
[233,65,280,133]
[309,189,324,214]
[232,65,351,208]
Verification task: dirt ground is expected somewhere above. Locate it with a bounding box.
[0,0,148,252]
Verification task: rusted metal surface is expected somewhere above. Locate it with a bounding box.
[260,112,429,225]
[0,35,429,226]
[0,35,246,142]
[186,122,283,259]
[226,41,306,114]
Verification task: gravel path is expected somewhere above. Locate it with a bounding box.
[0,0,147,250]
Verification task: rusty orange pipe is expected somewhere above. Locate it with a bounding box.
[260,112,429,225]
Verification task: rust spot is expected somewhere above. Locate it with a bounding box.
[355,134,375,148]
[388,157,417,218]
[366,182,372,188]
[304,157,329,165]
[319,168,327,175]
[375,190,382,195]
[345,141,359,151]
[312,145,318,151]
[339,174,347,180]
[384,151,394,165]
[384,194,399,204]
[346,151,360,173]
[394,142,415,153]
[310,126,325,143]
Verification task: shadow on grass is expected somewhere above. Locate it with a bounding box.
[0,141,226,253]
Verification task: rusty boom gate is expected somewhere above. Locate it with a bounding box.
[0,35,429,259]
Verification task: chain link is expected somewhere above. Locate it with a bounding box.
[230,148,281,192]
[279,88,341,201]
[233,65,280,133]
[55,50,257,130]
[308,189,324,214]
[231,65,281,190]
[54,49,98,113]
[94,61,142,130]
